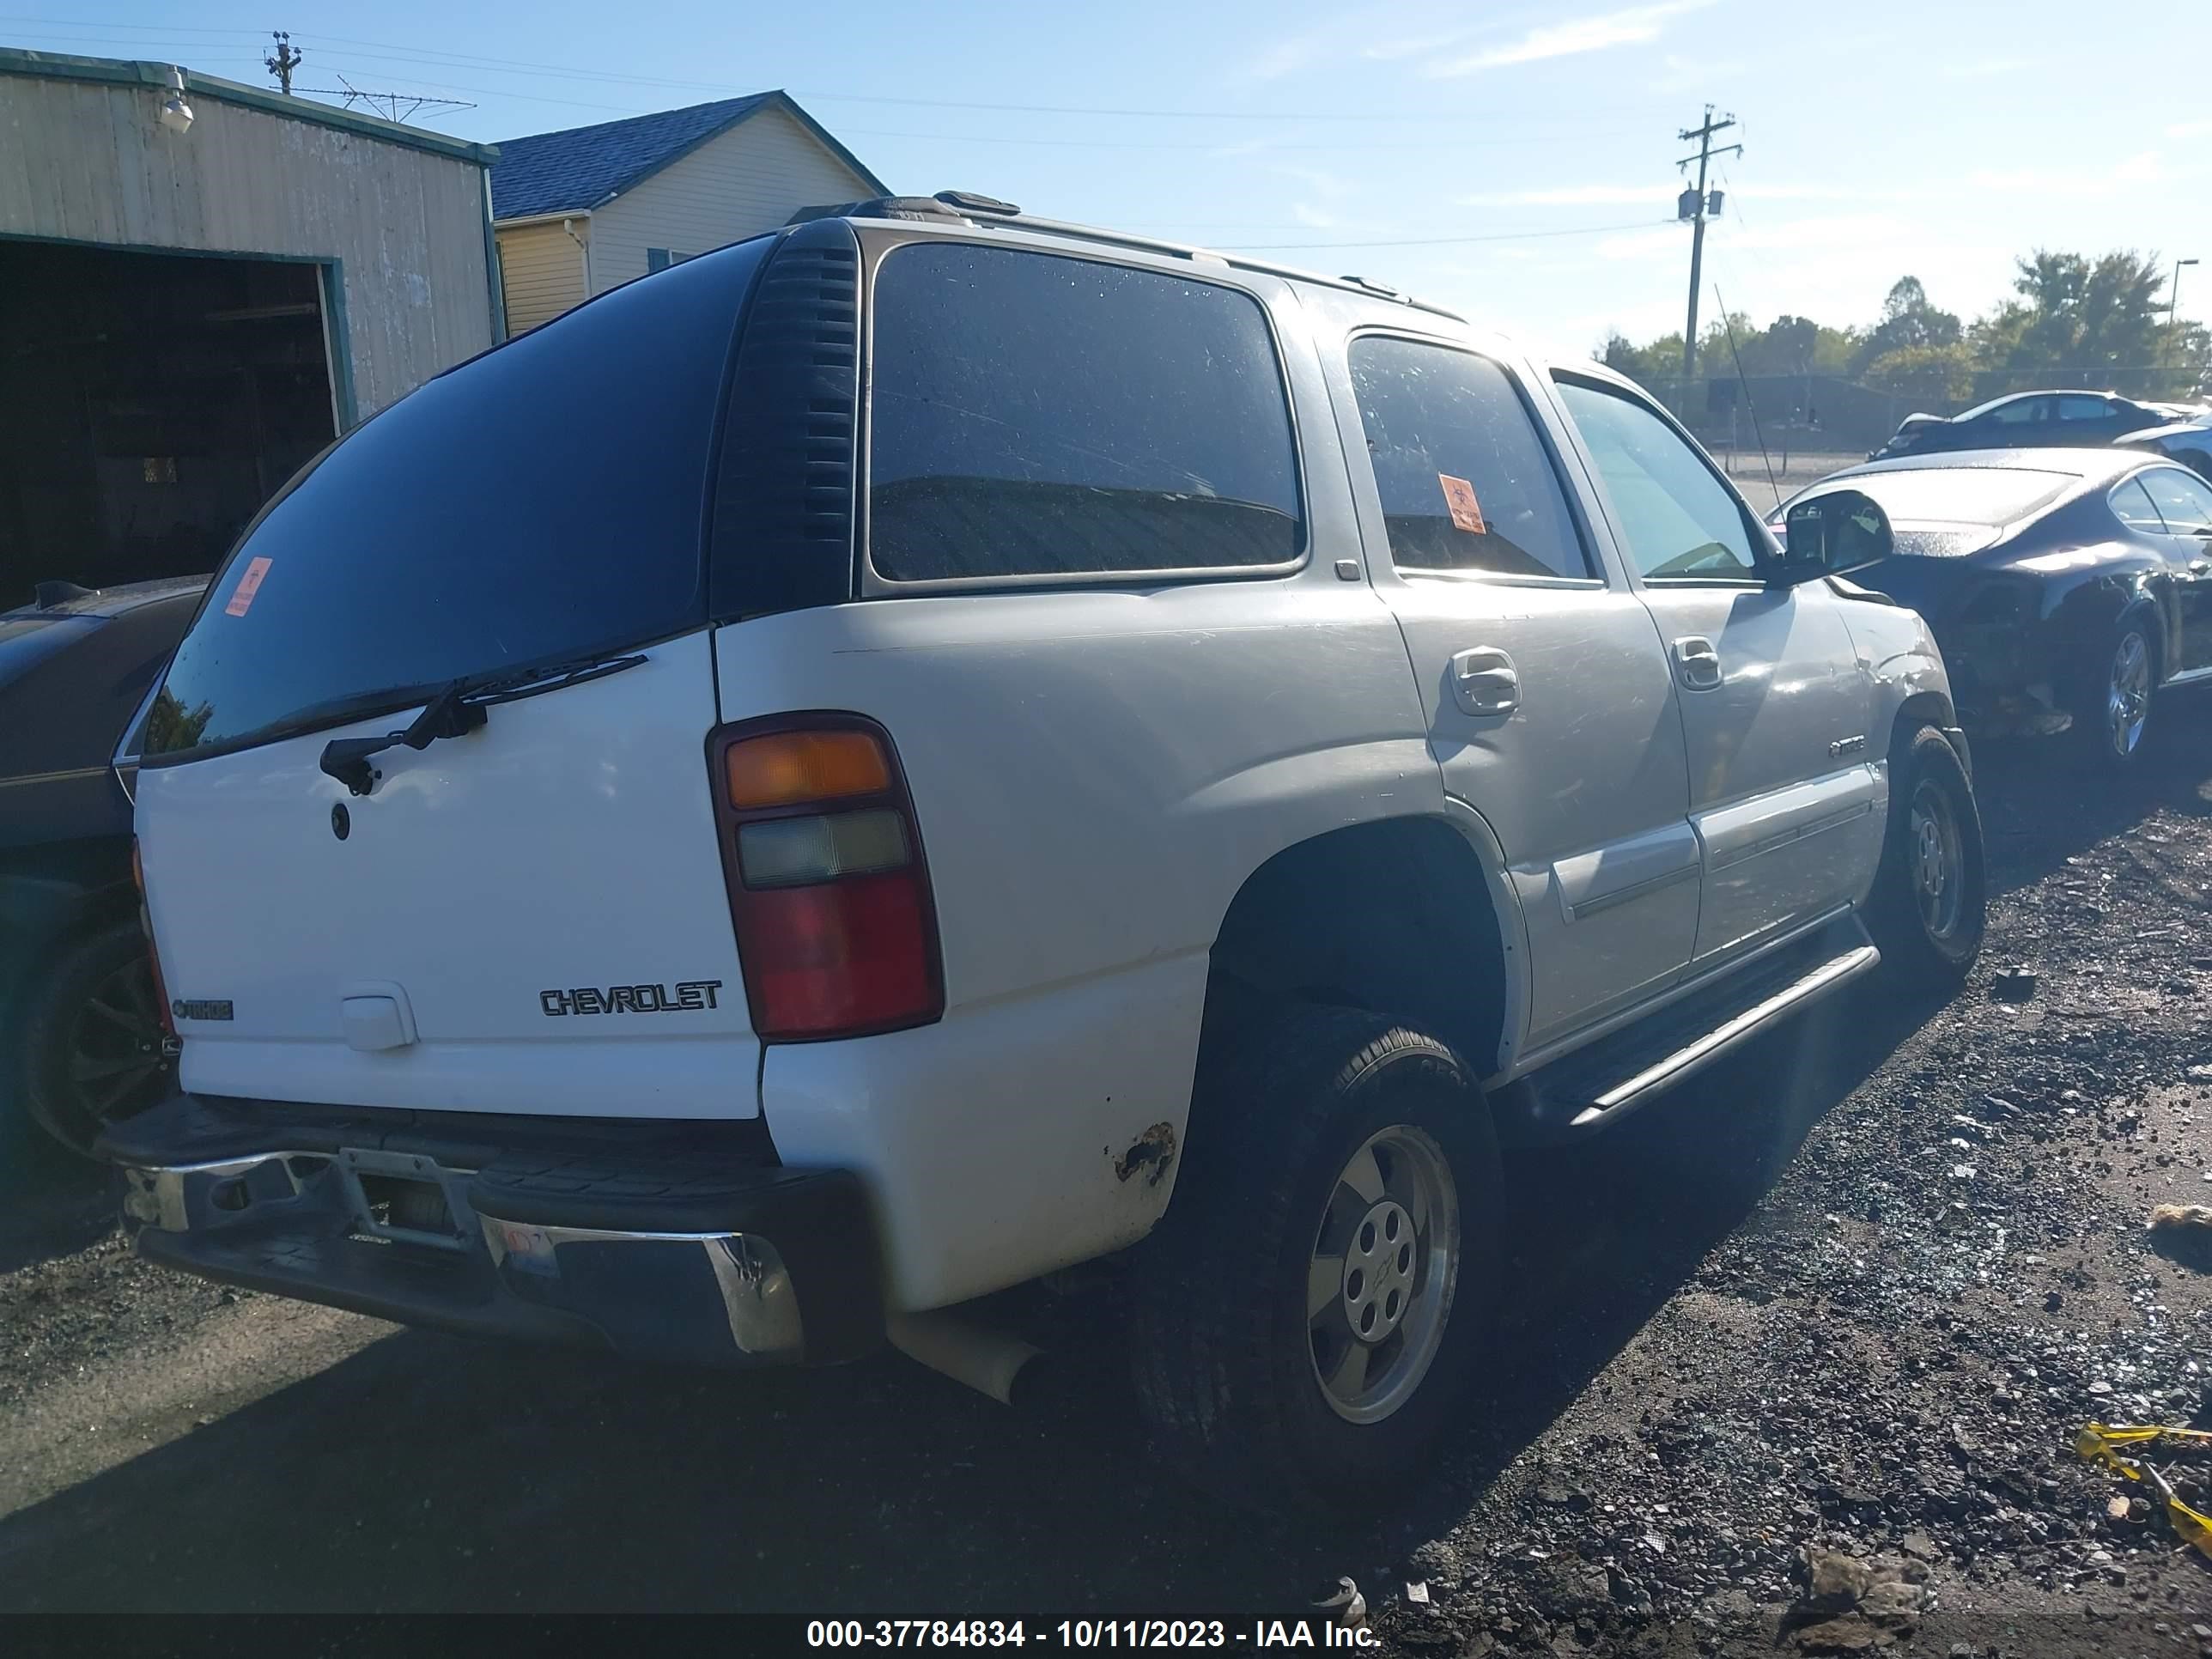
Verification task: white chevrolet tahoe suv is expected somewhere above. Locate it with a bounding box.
[109,194,1984,1500]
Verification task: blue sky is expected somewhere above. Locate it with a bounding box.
[14,1,2209,356]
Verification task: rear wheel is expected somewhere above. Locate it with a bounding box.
[1128,1006,1499,1504]
[18,919,173,1157]
[1867,725,1984,990]
[2079,617,2158,769]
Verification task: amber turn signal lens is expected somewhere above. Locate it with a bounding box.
[723,729,892,810]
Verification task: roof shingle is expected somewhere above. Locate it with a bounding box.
[492,94,774,220]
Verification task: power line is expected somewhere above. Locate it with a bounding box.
[1218,219,1673,252]
[832,126,1647,154]
[0,16,1668,126]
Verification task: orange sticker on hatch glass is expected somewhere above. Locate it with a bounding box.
[224,556,273,617]
[1438,474,1486,536]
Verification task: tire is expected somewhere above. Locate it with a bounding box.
[1127,1005,1500,1505]
[2075,615,2158,769]
[1867,725,1985,990]
[16,918,173,1158]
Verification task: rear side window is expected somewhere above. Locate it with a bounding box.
[867,243,1303,582]
[2140,467,2212,533]
[2112,477,2168,533]
[143,237,769,760]
[1348,338,1589,579]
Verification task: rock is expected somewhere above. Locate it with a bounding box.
[1706,1589,1756,1623]
[1990,967,2039,1003]
[1807,1551,1874,1604]
[1794,1614,1885,1652]
[1899,1531,1939,1562]
[1857,1580,1925,1626]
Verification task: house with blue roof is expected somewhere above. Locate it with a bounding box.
[491,91,885,333]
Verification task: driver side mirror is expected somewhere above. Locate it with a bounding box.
[1772,489,1894,585]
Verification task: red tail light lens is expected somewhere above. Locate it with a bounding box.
[709,717,944,1041]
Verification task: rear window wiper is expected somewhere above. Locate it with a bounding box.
[318,651,648,796]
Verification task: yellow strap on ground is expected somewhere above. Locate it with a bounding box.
[2075,1423,2212,1564]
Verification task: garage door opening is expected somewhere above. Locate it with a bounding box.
[0,240,339,606]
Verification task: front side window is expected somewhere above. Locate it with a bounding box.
[1985,397,2050,428]
[867,243,1303,582]
[2140,467,2212,534]
[1553,378,1761,581]
[1348,337,1590,580]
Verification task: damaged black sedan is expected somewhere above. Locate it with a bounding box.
[1770,449,2212,768]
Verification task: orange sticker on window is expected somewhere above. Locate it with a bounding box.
[224,556,273,617]
[1438,474,1486,535]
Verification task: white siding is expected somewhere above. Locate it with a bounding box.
[0,71,495,417]
[588,106,872,293]
[496,217,587,333]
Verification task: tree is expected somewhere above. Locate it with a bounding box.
[1848,277,1962,377]
[1970,251,2197,398]
[1863,343,1977,404]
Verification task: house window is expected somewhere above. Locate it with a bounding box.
[647,249,698,274]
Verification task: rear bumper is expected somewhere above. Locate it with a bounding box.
[100,1094,884,1366]
[1933,623,2072,741]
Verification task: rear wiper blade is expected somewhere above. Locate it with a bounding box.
[318,651,647,796]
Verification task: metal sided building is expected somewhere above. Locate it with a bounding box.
[0,48,504,601]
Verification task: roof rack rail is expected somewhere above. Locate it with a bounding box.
[792,191,1465,323]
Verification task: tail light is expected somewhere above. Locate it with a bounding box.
[708,716,944,1041]
[131,841,176,1041]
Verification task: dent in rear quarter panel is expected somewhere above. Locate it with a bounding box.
[717,586,1443,1310]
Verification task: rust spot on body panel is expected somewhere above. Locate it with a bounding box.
[1114,1122,1176,1185]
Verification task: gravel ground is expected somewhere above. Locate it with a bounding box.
[2,712,2209,1656]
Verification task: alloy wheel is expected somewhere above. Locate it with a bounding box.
[64,957,171,1133]
[2105,630,2152,759]
[1909,777,1966,943]
[1306,1124,1460,1425]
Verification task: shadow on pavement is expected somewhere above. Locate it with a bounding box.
[1972,689,2212,904]
[0,1096,113,1275]
[0,977,1931,1615]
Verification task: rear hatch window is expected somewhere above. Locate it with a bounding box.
[143,237,770,763]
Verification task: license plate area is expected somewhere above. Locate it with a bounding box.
[337,1147,474,1251]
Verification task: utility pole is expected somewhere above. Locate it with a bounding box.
[2167,257,2198,368]
[265,31,303,95]
[1676,106,1740,416]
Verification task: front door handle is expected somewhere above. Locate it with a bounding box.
[1672,635,1723,691]
[1449,647,1520,715]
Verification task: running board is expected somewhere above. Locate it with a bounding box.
[1496,922,1881,1143]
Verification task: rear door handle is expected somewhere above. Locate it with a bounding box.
[1449,647,1520,715]
[1672,635,1723,691]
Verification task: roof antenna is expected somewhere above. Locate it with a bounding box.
[1715,286,1780,511]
